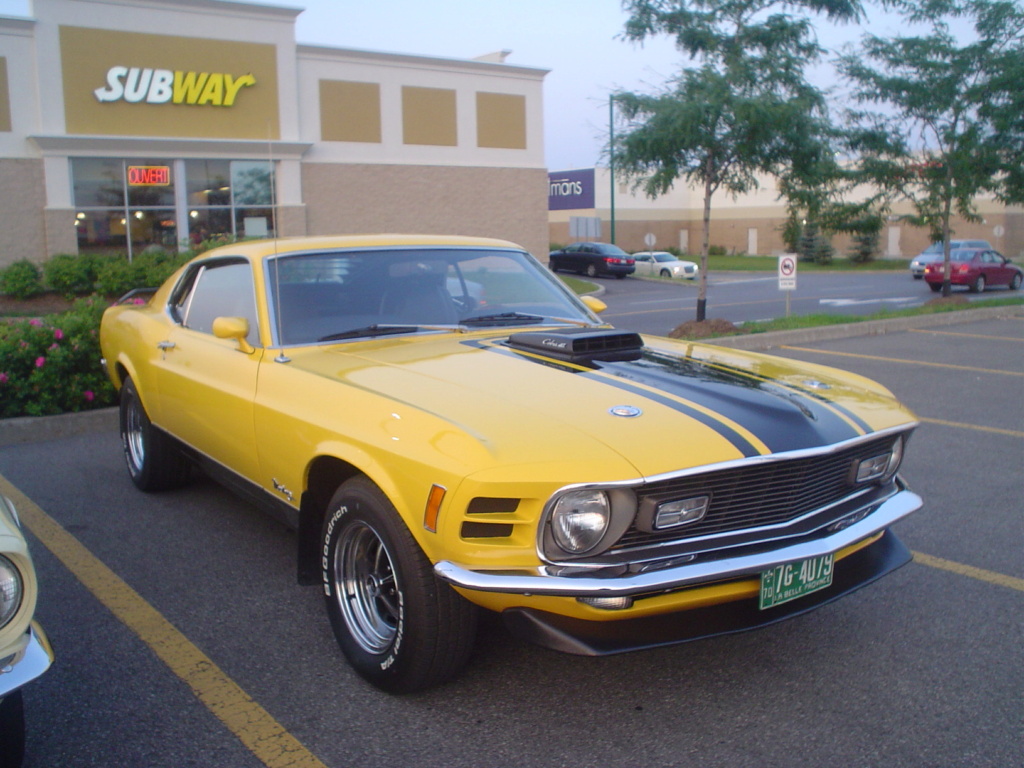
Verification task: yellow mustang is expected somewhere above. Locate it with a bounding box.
[100,235,921,693]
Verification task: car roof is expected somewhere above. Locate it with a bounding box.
[198,234,524,263]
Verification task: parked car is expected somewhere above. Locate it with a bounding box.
[632,251,699,279]
[100,234,922,693]
[548,242,635,278]
[1,495,53,768]
[910,239,991,278]
[924,248,1023,293]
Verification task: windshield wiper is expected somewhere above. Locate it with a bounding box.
[459,312,548,326]
[318,324,420,341]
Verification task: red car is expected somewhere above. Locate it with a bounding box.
[924,248,1023,293]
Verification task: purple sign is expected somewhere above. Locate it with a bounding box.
[548,168,595,211]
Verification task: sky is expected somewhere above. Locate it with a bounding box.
[0,0,905,171]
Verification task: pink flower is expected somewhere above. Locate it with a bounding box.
[49,343,59,351]
[29,318,42,327]
[54,329,64,340]
[83,390,95,402]
[0,372,8,384]
[35,357,45,368]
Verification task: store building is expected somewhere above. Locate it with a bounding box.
[549,167,1024,260]
[0,0,549,267]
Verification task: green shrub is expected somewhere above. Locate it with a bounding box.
[708,245,727,256]
[43,254,96,298]
[94,256,144,297]
[0,296,115,418]
[0,260,44,299]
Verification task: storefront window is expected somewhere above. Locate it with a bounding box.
[72,158,275,255]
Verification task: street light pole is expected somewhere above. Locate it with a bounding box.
[609,96,616,245]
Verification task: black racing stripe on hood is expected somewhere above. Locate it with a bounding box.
[469,339,762,458]
[703,359,874,435]
[593,351,863,452]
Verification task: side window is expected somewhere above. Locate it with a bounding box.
[172,260,258,341]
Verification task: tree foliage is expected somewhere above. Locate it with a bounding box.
[613,0,860,320]
[838,0,1024,294]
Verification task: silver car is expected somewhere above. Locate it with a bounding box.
[1,495,53,768]
[632,251,699,279]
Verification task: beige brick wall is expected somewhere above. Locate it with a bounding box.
[0,159,48,266]
[302,163,549,261]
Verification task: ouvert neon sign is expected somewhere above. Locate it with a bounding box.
[93,66,257,106]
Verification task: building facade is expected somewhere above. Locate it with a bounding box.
[0,0,549,267]
[549,167,1024,261]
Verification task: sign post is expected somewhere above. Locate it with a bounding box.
[778,253,797,317]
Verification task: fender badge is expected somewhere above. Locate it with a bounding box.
[803,379,831,390]
[609,405,642,418]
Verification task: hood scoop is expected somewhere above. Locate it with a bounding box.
[506,328,644,365]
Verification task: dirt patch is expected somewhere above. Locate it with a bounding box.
[924,294,970,307]
[667,318,742,339]
[0,293,76,318]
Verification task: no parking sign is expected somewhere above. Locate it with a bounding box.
[778,253,797,291]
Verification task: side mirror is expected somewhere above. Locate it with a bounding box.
[212,316,255,354]
[581,295,608,314]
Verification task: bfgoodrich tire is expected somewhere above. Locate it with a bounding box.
[321,477,477,693]
[119,377,191,492]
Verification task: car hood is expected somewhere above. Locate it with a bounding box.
[285,330,916,479]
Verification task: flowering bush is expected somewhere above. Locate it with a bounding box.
[0,297,115,418]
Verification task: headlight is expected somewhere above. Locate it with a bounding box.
[854,436,905,484]
[0,554,24,629]
[550,490,611,554]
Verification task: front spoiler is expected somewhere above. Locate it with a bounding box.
[502,529,912,656]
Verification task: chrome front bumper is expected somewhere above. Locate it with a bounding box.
[0,624,53,698]
[434,488,922,597]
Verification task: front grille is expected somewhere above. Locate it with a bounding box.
[610,434,898,554]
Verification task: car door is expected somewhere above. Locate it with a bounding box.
[153,257,263,481]
[985,251,1011,286]
[633,254,653,276]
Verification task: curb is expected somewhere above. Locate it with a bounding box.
[0,407,118,448]
[1,305,1020,446]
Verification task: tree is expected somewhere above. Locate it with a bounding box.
[613,0,862,321]
[838,0,1024,296]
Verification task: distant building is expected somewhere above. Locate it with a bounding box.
[549,167,1023,260]
[0,0,549,266]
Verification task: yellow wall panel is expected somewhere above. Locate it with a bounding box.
[402,86,457,146]
[476,92,525,149]
[319,80,381,143]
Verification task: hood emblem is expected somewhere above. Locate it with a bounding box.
[803,379,831,390]
[609,405,642,418]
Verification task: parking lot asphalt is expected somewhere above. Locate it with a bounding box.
[1,306,1022,768]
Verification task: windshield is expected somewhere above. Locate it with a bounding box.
[266,247,599,345]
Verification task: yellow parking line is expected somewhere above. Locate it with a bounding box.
[908,329,1024,342]
[779,346,1024,377]
[913,551,1024,593]
[918,417,1024,439]
[0,474,329,768]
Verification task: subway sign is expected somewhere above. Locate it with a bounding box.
[128,166,171,186]
[94,66,256,107]
[548,169,595,211]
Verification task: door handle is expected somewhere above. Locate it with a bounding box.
[157,341,176,350]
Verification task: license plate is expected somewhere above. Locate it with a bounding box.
[759,553,834,609]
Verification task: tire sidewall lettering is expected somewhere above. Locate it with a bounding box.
[321,502,353,596]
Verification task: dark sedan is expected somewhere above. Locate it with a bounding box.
[549,242,635,278]
[924,248,1023,293]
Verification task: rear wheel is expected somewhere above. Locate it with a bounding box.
[119,376,191,491]
[929,282,942,293]
[321,477,477,693]
[971,275,986,293]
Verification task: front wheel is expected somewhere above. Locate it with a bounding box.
[1010,273,1021,291]
[119,377,191,491]
[321,478,477,693]
[585,263,598,278]
[660,269,671,278]
[0,691,24,768]
[971,275,986,293]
